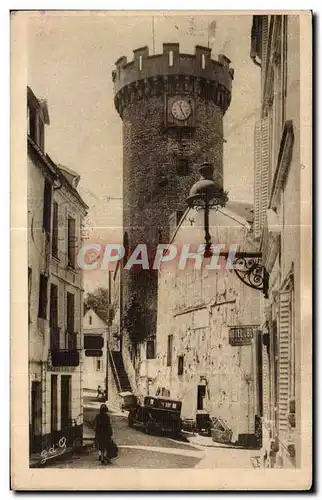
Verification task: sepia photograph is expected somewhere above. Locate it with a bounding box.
[10,9,312,490]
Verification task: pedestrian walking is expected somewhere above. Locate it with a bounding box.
[97,385,103,400]
[95,404,118,465]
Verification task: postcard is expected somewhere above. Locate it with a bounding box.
[11,10,312,490]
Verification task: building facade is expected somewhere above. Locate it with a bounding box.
[153,203,262,446]
[112,42,234,388]
[28,87,88,454]
[82,308,108,394]
[250,15,301,468]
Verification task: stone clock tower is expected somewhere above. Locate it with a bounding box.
[112,43,234,345]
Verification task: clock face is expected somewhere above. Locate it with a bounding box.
[171,99,192,121]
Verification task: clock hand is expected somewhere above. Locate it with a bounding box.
[179,103,187,119]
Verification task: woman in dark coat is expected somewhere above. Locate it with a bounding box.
[95,404,116,464]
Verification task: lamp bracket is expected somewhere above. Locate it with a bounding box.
[232,254,269,298]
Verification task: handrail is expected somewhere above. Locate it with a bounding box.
[121,343,137,393]
[107,344,122,392]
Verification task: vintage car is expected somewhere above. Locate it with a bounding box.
[128,396,182,437]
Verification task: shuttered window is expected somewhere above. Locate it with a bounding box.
[262,341,270,420]
[277,289,292,438]
[271,16,283,175]
[254,115,270,240]
[260,16,269,94]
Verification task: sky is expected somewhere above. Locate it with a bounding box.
[27,12,261,292]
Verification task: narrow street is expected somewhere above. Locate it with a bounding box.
[47,412,204,469]
[45,405,258,469]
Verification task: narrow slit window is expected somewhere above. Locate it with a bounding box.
[201,53,206,69]
[139,55,143,71]
[169,50,174,67]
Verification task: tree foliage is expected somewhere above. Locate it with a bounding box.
[84,287,109,324]
[122,294,145,344]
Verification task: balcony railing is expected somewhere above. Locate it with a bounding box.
[50,330,80,367]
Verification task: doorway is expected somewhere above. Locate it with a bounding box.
[197,385,206,410]
[51,375,58,435]
[31,381,42,451]
[60,375,71,429]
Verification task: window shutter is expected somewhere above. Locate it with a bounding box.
[277,290,291,437]
[261,16,269,95]
[262,343,270,419]
[254,116,270,240]
[261,116,270,228]
[254,121,262,239]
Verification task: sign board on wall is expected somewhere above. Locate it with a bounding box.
[228,326,258,346]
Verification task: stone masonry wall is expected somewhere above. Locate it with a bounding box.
[155,207,262,439]
[121,94,224,341]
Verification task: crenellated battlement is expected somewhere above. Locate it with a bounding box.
[112,43,234,116]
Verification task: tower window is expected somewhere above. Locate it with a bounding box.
[201,53,206,69]
[169,50,174,67]
[177,158,189,176]
[139,55,143,71]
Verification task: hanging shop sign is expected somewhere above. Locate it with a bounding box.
[228,325,258,346]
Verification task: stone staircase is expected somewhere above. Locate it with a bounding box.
[109,350,132,393]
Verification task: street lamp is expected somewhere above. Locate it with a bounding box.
[186,162,229,257]
[186,162,269,297]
